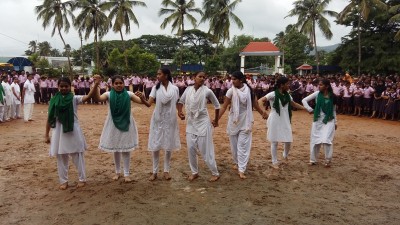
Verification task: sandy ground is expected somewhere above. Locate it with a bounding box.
[0,103,399,225]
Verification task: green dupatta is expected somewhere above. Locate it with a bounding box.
[109,88,131,132]
[48,92,74,133]
[273,89,292,122]
[314,92,334,124]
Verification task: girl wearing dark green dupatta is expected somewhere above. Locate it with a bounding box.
[45,76,100,190]
[258,77,305,169]
[302,79,338,167]
[95,75,149,183]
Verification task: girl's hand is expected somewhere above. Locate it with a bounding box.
[212,119,219,127]
[178,112,185,120]
[262,111,268,120]
[335,124,338,130]
[45,136,50,144]
[135,91,144,99]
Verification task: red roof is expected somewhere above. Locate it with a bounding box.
[241,42,280,52]
[296,64,312,70]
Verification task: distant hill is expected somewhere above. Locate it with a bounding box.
[309,44,340,55]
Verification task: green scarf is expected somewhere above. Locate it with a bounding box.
[273,89,292,122]
[314,92,334,124]
[48,92,74,133]
[110,88,131,132]
[0,84,4,104]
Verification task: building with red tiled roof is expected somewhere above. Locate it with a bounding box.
[239,42,283,74]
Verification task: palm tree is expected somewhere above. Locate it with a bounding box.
[338,0,387,76]
[101,0,147,69]
[38,41,53,56]
[286,0,338,74]
[74,0,111,71]
[29,41,38,54]
[201,0,243,56]
[35,0,74,75]
[389,3,400,41]
[159,0,203,69]
[273,31,285,72]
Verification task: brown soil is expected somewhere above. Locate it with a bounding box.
[0,103,399,225]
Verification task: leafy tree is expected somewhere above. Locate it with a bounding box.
[173,47,199,65]
[274,25,313,73]
[134,35,180,59]
[338,0,387,75]
[389,2,400,41]
[74,0,111,71]
[35,0,74,75]
[182,29,214,64]
[286,0,338,74]
[101,0,147,68]
[159,0,203,68]
[201,0,243,55]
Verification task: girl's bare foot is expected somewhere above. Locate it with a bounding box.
[76,182,86,188]
[59,182,68,190]
[112,173,121,181]
[149,173,157,181]
[163,172,171,180]
[209,175,220,182]
[124,176,132,183]
[187,173,199,181]
[271,163,280,169]
[238,172,246,179]
[232,164,238,170]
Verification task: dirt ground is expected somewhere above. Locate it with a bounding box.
[0,103,399,225]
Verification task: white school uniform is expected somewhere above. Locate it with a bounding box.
[148,83,181,151]
[265,91,293,165]
[302,91,336,163]
[10,82,21,118]
[49,96,87,184]
[1,81,13,121]
[99,91,139,152]
[23,79,36,121]
[179,85,220,176]
[226,85,253,173]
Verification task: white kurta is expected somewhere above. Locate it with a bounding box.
[265,91,293,142]
[302,91,336,145]
[23,80,36,104]
[49,96,87,157]
[179,86,220,136]
[148,84,181,151]
[1,82,13,106]
[226,86,253,135]
[99,91,139,152]
[10,83,21,104]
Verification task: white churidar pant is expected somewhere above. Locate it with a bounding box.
[56,153,86,184]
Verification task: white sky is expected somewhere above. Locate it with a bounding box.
[0,0,352,56]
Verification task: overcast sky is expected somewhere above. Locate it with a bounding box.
[0,0,352,56]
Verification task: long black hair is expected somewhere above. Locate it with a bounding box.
[156,68,173,90]
[58,77,71,86]
[320,78,337,105]
[275,76,289,91]
[111,75,124,84]
[231,71,256,106]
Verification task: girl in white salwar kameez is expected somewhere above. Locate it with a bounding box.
[94,76,147,183]
[177,72,221,182]
[95,75,148,183]
[45,76,100,190]
[139,69,181,181]
[302,79,338,167]
[258,77,305,169]
[219,71,268,179]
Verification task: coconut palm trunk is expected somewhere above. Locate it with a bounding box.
[58,27,73,77]
[119,30,128,69]
[180,16,184,71]
[357,12,361,76]
[95,27,100,71]
[313,21,320,74]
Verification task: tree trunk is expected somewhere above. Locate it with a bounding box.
[80,35,84,72]
[313,21,320,75]
[95,27,100,72]
[120,29,128,71]
[180,17,184,73]
[358,12,361,76]
[58,27,73,78]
